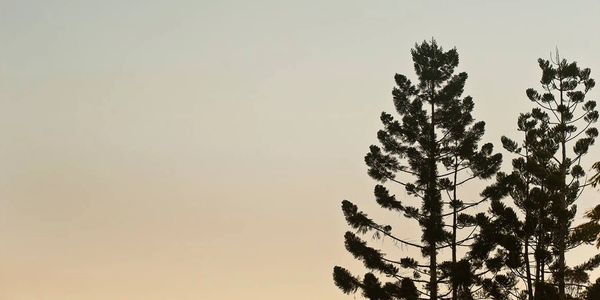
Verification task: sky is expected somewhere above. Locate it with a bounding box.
[1,1,600,299]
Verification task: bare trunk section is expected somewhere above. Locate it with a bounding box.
[452,155,458,300]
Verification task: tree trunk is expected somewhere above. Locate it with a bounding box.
[557,76,567,300]
[428,86,438,300]
[452,156,458,300]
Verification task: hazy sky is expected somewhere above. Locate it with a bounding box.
[1,1,600,299]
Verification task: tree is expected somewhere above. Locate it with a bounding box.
[333,39,501,300]
[585,278,600,299]
[578,163,600,249]
[472,109,563,300]
[472,53,599,300]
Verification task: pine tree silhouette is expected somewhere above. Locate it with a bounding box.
[472,53,599,300]
[333,39,501,300]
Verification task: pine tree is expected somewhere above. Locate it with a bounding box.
[472,53,599,299]
[578,163,600,249]
[333,40,501,300]
[472,110,562,299]
[585,278,600,299]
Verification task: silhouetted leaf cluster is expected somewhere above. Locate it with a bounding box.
[333,41,600,300]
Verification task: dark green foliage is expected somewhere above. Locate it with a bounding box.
[574,205,600,249]
[333,267,418,300]
[333,43,600,299]
[344,231,398,275]
[333,40,501,300]
[585,278,600,300]
[334,266,361,294]
[473,53,598,300]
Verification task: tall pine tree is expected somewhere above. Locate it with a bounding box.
[333,40,501,300]
[473,53,599,299]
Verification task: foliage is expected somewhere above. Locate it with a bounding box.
[333,39,501,300]
[472,53,598,300]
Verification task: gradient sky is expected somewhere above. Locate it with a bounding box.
[1,1,600,299]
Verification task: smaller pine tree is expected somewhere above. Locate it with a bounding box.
[472,52,599,300]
